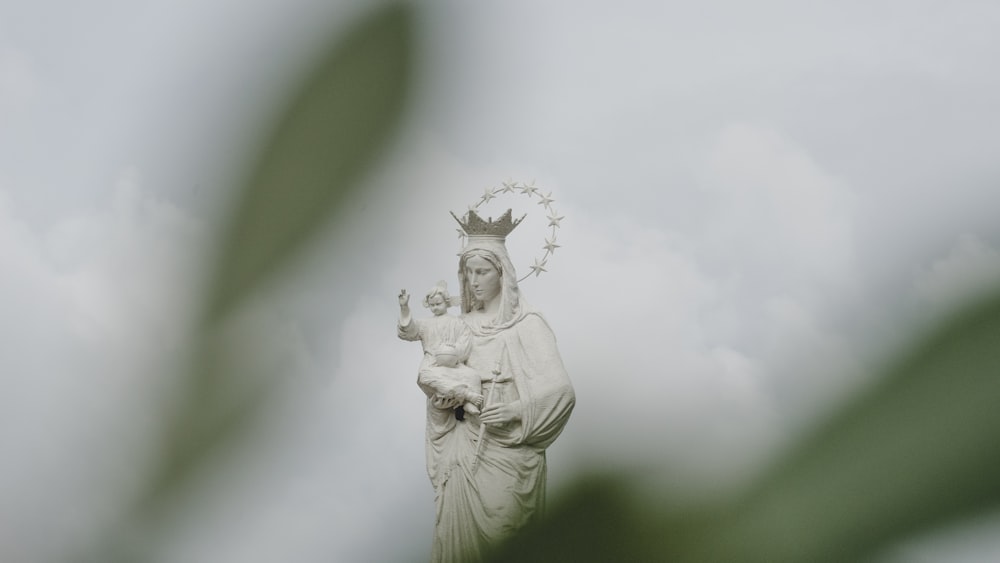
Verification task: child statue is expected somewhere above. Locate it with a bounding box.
[398,281,484,415]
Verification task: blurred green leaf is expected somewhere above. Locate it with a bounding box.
[485,475,673,562]
[205,2,413,321]
[137,332,273,506]
[100,6,415,560]
[492,291,1000,562]
[150,0,413,502]
[698,291,1000,562]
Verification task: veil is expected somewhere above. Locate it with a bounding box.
[457,239,532,335]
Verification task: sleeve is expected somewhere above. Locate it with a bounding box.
[504,314,576,449]
[397,317,422,342]
[451,318,473,363]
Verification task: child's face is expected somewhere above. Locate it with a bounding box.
[427,295,448,316]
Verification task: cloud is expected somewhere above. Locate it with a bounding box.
[911,233,1000,320]
[699,122,856,287]
[0,172,204,563]
[0,47,36,120]
[513,122,871,492]
[542,207,780,490]
[135,295,434,563]
[45,169,204,346]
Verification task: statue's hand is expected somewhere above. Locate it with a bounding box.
[431,394,460,410]
[398,289,410,307]
[480,400,521,426]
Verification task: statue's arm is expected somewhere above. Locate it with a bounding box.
[397,311,421,342]
[515,314,575,447]
[453,319,473,361]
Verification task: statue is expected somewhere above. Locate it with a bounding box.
[398,203,576,563]
[398,281,484,416]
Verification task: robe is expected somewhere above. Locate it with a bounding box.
[422,309,576,562]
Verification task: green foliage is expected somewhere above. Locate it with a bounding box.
[489,292,1000,562]
[205,2,413,322]
[698,292,1000,562]
[98,4,414,560]
[486,476,674,562]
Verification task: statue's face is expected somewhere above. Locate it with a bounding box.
[465,255,501,303]
[427,294,448,316]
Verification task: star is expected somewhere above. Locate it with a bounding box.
[480,188,497,204]
[517,184,533,195]
[529,257,548,277]
[536,191,555,207]
[523,185,540,196]
[543,236,560,253]
[547,213,565,228]
[499,182,516,194]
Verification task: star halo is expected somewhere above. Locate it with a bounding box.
[462,180,564,283]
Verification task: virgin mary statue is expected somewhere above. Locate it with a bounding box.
[398,209,576,562]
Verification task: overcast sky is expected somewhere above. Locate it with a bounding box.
[3,1,1000,561]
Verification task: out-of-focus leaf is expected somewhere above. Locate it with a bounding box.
[99,6,415,560]
[135,333,274,507]
[694,291,1000,562]
[144,0,413,503]
[485,476,664,562]
[205,2,413,321]
[492,291,1000,562]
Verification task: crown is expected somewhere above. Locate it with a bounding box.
[450,208,526,240]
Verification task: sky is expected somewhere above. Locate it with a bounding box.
[2,1,1000,561]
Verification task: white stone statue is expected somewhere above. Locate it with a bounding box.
[398,209,576,563]
[398,281,484,415]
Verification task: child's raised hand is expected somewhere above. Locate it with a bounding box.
[398,289,410,307]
